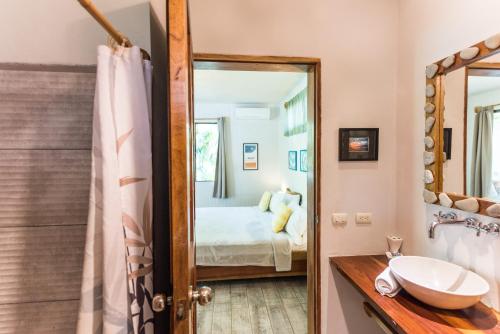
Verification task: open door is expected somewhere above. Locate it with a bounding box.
[165,0,211,332]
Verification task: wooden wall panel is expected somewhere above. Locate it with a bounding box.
[0,65,94,333]
[0,69,94,150]
[0,150,91,227]
[0,300,79,334]
[0,225,86,303]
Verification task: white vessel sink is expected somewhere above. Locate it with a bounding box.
[389,256,489,310]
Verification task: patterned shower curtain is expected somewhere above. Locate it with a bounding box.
[77,45,154,334]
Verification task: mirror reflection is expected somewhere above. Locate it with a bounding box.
[443,53,500,201]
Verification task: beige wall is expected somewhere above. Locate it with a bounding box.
[0,0,151,64]
[442,68,465,194]
[189,0,398,332]
[397,0,500,311]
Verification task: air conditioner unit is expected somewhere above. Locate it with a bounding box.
[234,107,271,120]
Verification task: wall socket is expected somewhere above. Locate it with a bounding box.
[355,212,372,224]
[332,213,348,225]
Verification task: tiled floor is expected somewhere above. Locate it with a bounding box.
[197,277,307,334]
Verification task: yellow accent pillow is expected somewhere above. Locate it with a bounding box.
[272,204,293,233]
[258,191,272,211]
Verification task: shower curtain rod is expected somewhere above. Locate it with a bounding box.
[77,0,151,60]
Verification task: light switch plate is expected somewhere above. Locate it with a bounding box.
[356,212,372,224]
[332,213,348,225]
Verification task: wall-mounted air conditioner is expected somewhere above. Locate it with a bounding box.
[234,107,271,120]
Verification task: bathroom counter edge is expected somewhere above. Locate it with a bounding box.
[330,255,500,334]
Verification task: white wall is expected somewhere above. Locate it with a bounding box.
[278,78,309,206]
[0,0,151,64]
[190,0,399,332]
[397,0,500,311]
[195,103,282,207]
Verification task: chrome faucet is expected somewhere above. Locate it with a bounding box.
[428,211,500,239]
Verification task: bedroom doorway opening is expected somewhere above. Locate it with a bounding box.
[192,55,320,334]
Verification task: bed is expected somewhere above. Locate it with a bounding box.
[195,205,307,281]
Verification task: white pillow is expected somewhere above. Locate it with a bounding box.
[283,192,301,206]
[285,205,307,245]
[269,192,286,214]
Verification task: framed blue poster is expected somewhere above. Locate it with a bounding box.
[300,149,307,172]
[288,151,297,170]
[243,143,258,170]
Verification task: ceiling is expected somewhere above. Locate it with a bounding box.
[468,76,500,95]
[194,69,306,104]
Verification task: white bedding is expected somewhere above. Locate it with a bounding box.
[195,206,293,271]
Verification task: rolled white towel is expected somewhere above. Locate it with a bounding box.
[375,267,401,297]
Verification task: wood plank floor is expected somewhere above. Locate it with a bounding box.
[197,277,307,334]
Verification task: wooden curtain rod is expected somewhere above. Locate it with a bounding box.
[77,0,150,60]
[474,104,500,113]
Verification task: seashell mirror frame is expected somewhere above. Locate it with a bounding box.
[423,33,500,217]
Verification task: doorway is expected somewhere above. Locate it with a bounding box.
[192,54,321,334]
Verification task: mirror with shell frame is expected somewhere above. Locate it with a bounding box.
[424,33,500,218]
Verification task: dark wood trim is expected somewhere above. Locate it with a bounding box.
[168,0,194,331]
[330,255,499,334]
[194,53,321,64]
[468,62,500,70]
[192,53,322,334]
[197,260,307,281]
[436,42,500,76]
[194,53,319,72]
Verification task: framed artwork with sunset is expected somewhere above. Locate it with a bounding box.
[339,128,379,161]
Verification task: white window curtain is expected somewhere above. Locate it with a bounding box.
[213,117,227,198]
[491,112,500,199]
[77,45,154,334]
[284,89,307,137]
[470,106,494,198]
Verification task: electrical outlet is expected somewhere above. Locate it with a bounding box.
[332,213,348,225]
[356,212,372,224]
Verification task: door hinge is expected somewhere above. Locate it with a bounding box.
[315,215,320,225]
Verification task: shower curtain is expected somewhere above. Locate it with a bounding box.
[77,46,154,334]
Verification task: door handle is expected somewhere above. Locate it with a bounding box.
[190,286,213,306]
[152,293,172,312]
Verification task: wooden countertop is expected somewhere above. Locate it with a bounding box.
[330,255,500,334]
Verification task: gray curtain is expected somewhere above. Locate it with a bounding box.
[213,117,227,198]
[470,106,494,197]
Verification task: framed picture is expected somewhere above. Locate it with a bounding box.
[243,143,258,170]
[288,151,297,170]
[444,128,452,160]
[300,149,307,172]
[339,128,379,161]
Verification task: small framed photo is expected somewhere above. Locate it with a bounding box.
[444,128,452,160]
[300,150,307,172]
[339,128,379,161]
[243,143,258,170]
[288,151,297,170]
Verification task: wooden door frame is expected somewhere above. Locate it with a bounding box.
[193,53,322,334]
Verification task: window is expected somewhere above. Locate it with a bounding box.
[284,88,307,137]
[195,122,219,182]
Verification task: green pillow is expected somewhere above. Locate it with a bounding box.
[258,191,272,211]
